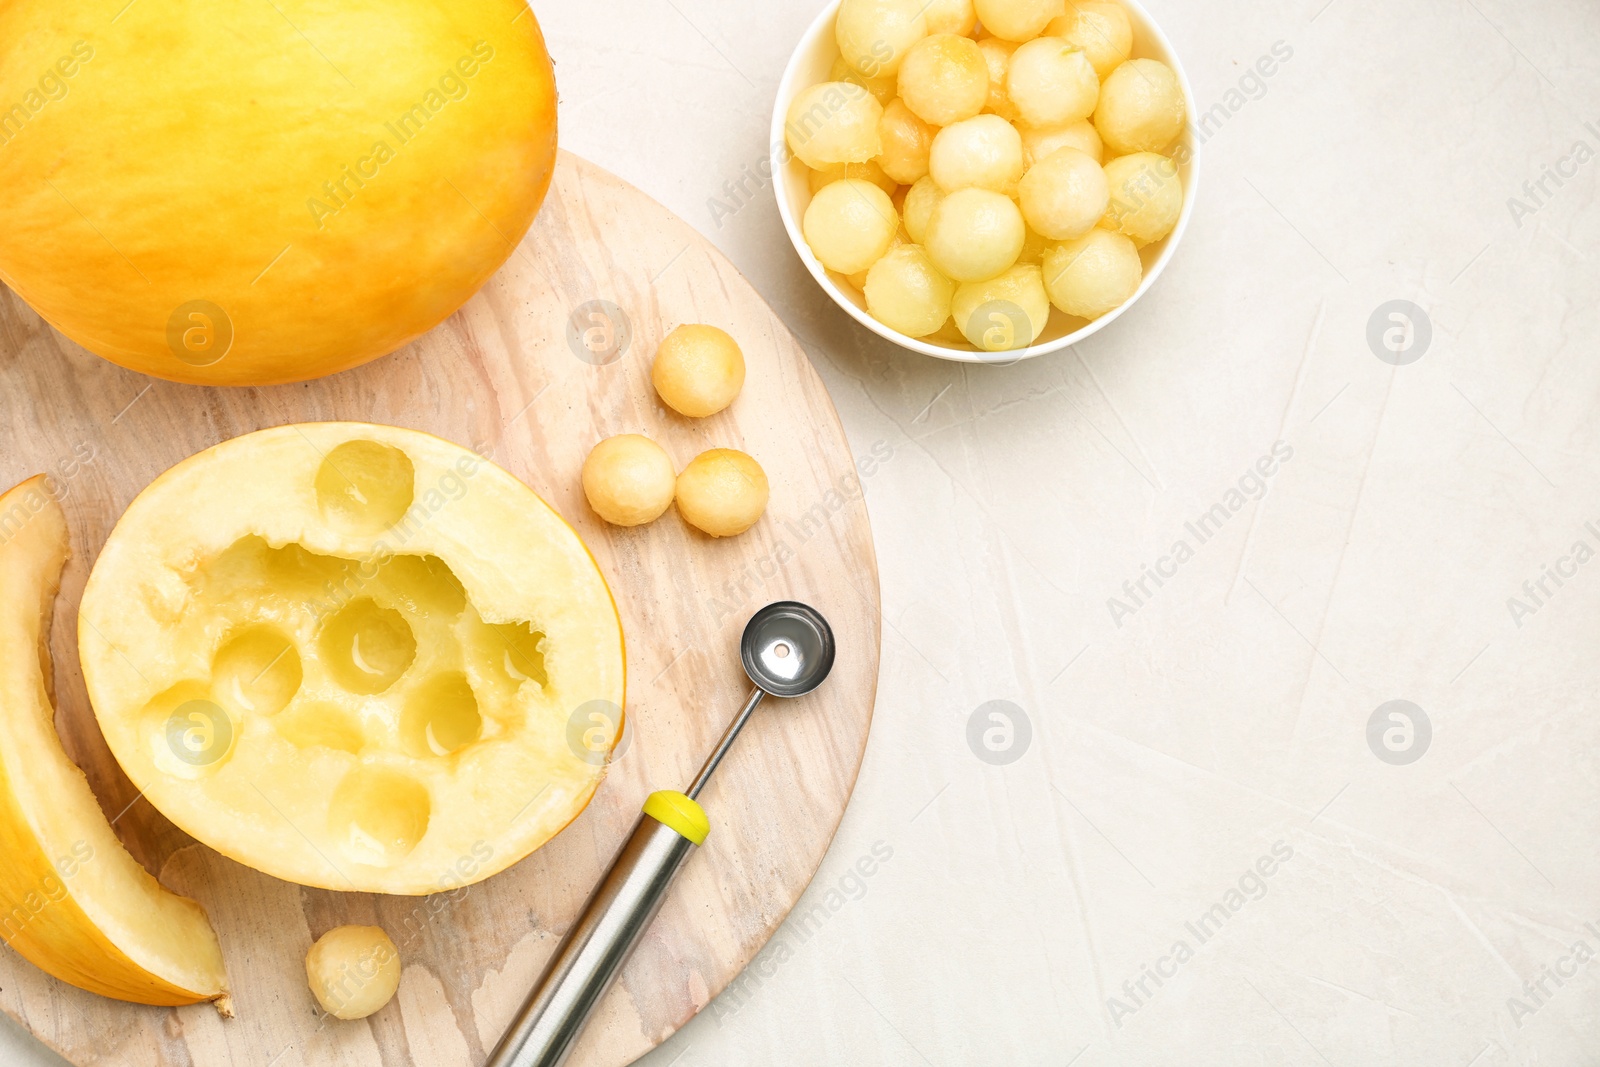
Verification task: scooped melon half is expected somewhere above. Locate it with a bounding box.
[0,476,228,1008]
[79,425,625,895]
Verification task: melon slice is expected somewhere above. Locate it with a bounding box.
[0,476,228,1008]
[79,424,626,895]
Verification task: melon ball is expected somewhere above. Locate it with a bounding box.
[582,435,677,527]
[1018,147,1109,240]
[1043,229,1142,319]
[306,926,401,1021]
[952,265,1051,351]
[1007,38,1098,128]
[1094,59,1187,155]
[846,229,907,290]
[898,34,989,126]
[652,325,746,418]
[1046,1,1133,79]
[925,187,1027,281]
[803,179,900,274]
[1020,118,1102,166]
[676,450,769,537]
[786,82,884,168]
[1101,152,1183,246]
[924,0,979,36]
[830,56,897,104]
[1016,226,1052,266]
[929,114,1025,194]
[809,159,898,195]
[903,176,945,243]
[976,37,1021,122]
[837,0,929,77]
[865,245,957,337]
[973,0,1063,42]
[877,99,936,184]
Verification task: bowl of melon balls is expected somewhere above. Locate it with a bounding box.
[772,0,1196,361]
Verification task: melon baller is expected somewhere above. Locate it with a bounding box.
[486,600,837,1067]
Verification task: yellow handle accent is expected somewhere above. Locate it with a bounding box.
[642,790,709,846]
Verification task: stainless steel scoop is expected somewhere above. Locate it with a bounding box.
[486,601,835,1067]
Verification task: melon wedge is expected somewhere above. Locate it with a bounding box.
[0,476,229,1008]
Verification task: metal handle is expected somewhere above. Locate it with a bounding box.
[485,813,699,1067]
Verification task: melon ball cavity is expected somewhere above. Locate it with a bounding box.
[1043,229,1142,319]
[837,0,929,77]
[1018,147,1109,240]
[1094,58,1186,155]
[1007,38,1098,127]
[582,435,677,527]
[974,0,1063,42]
[903,176,945,243]
[1020,118,1102,166]
[676,450,770,538]
[1101,152,1183,246]
[652,325,746,418]
[898,34,989,126]
[306,926,401,1021]
[924,0,979,36]
[786,82,883,168]
[952,265,1051,351]
[925,187,1027,281]
[803,179,899,274]
[866,245,957,337]
[877,100,936,184]
[830,56,897,104]
[976,37,1021,122]
[1047,1,1133,78]
[929,115,1025,194]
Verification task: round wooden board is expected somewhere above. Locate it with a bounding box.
[0,151,880,1067]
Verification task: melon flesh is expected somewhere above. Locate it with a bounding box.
[0,476,228,1007]
[79,424,626,895]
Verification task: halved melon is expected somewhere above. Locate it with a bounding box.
[0,476,228,1007]
[79,425,626,895]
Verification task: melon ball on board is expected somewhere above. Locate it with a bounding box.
[1007,38,1099,127]
[1101,152,1183,245]
[898,34,990,126]
[829,56,897,104]
[1019,118,1102,166]
[1094,58,1187,155]
[925,0,979,36]
[306,926,401,1021]
[925,187,1027,281]
[676,450,770,537]
[582,435,677,527]
[976,37,1021,122]
[974,0,1063,42]
[929,115,1025,194]
[652,325,746,418]
[877,100,937,184]
[866,245,957,337]
[837,0,929,77]
[809,160,898,195]
[785,82,883,168]
[1042,229,1142,319]
[952,265,1052,351]
[1047,1,1133,78]
[903,176,945,243]
[803,179,899,274]
[1018,147,1109,240]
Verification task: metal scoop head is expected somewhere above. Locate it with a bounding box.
[740,601,835,698]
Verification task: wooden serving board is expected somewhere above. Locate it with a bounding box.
[0,151,880,1067]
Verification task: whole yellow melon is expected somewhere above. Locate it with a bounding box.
[0,0,557,385]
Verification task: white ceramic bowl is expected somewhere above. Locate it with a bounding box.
[771,0,1200,363]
